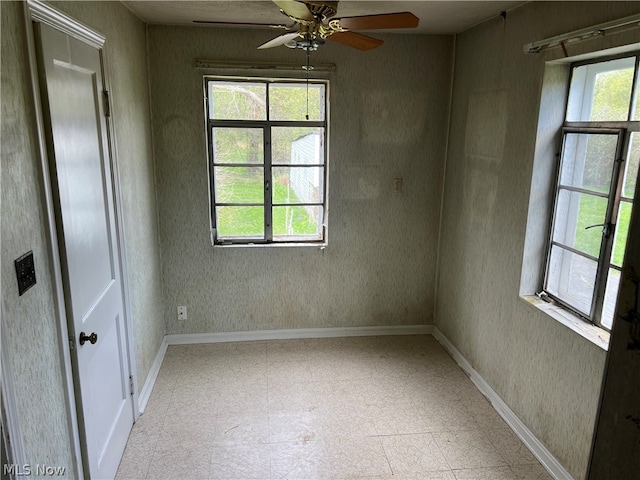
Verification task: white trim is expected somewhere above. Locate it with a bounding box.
[166,325,433,345]
[23,3,84,478]
[26,0,104,48]
[98,15,141,422]
[432,328,574,480]
[138,337,168,413]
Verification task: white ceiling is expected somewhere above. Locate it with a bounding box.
[123,1,526,35]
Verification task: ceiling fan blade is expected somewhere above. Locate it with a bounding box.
[258,31,300,49]
[336,12,419,31]
[327,31,383,51]
[272,0,314,22]
[193,20,290,30]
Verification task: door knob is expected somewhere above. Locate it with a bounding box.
[79,331,98,346]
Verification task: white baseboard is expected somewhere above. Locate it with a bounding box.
[432,327,573,480]
[138,336,167,413]
[165,324,433,345]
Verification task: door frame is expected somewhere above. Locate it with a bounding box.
[22,1,140,477]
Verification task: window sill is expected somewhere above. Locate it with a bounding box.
[520,295,610,351]
[213,242,327,249]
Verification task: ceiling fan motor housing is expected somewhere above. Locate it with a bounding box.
[305,1,338,21]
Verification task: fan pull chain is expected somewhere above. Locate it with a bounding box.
[305,48,310,120]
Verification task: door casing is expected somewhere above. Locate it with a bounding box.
[22,1,140,477]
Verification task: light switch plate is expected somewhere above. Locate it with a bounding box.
[15,251,36,296]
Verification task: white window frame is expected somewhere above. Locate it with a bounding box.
[204,76,329,246]
[542,53,640,330]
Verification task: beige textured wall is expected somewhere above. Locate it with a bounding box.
[147,26,453,334]
[1,0,162,470]
[436,2,640,478]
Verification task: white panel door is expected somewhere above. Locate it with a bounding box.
[35,22,134,479]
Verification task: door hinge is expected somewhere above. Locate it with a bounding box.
[129,375,134,396]
[103,90,111,117]
[68,335,75,351]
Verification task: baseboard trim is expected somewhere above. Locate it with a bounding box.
[138,336,167,413]
[432,327,573,480]
[165,324,433,345]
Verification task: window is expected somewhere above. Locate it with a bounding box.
[543,55,640,330]
[205,78,328,245]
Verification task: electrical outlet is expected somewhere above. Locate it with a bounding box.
[393,177,404,193]
[177,306,187,320]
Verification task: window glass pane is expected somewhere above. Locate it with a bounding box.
[560,133,617,193]
[611,201,632,268]
[208,81,266,120]
[272,205,323,239]
[216,206,264,238]
[601,268,621,330]
[272,127,325,165]
[623,132,640,198]
[212,127,264,164]
[552,189,607,257]
[566,57,635,122]
[273,167,324,204]
[214,167,264,204]
[269,83,325,121]
[546,245,597,316]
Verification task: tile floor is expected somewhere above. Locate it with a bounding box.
[115,335,553,480]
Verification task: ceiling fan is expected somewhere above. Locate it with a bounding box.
[194,0,420,51]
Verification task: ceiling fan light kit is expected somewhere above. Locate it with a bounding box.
[196,0,419,53]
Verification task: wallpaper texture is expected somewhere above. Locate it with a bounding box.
[1,3,75,473]
[1,0,163,471]
[147,26,453,334]
[436,2,640,478]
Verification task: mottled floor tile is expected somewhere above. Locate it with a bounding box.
[212,413,270,446]
[357,473,456,480]
[322,436,392,478]
[267,360,313,387]
[371,402,431,435]
[269,411,325,444]
[114,432,158,480]
[268,382,319,414]
[115,336,550,480]
[485,427,539,465]
[210,444,270,480]
[146,439,212,479]
[381,433,450,474]
[269,441,329,479]
[453,466,517,479]
[510,464,554,479]
[433,430,506,470]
